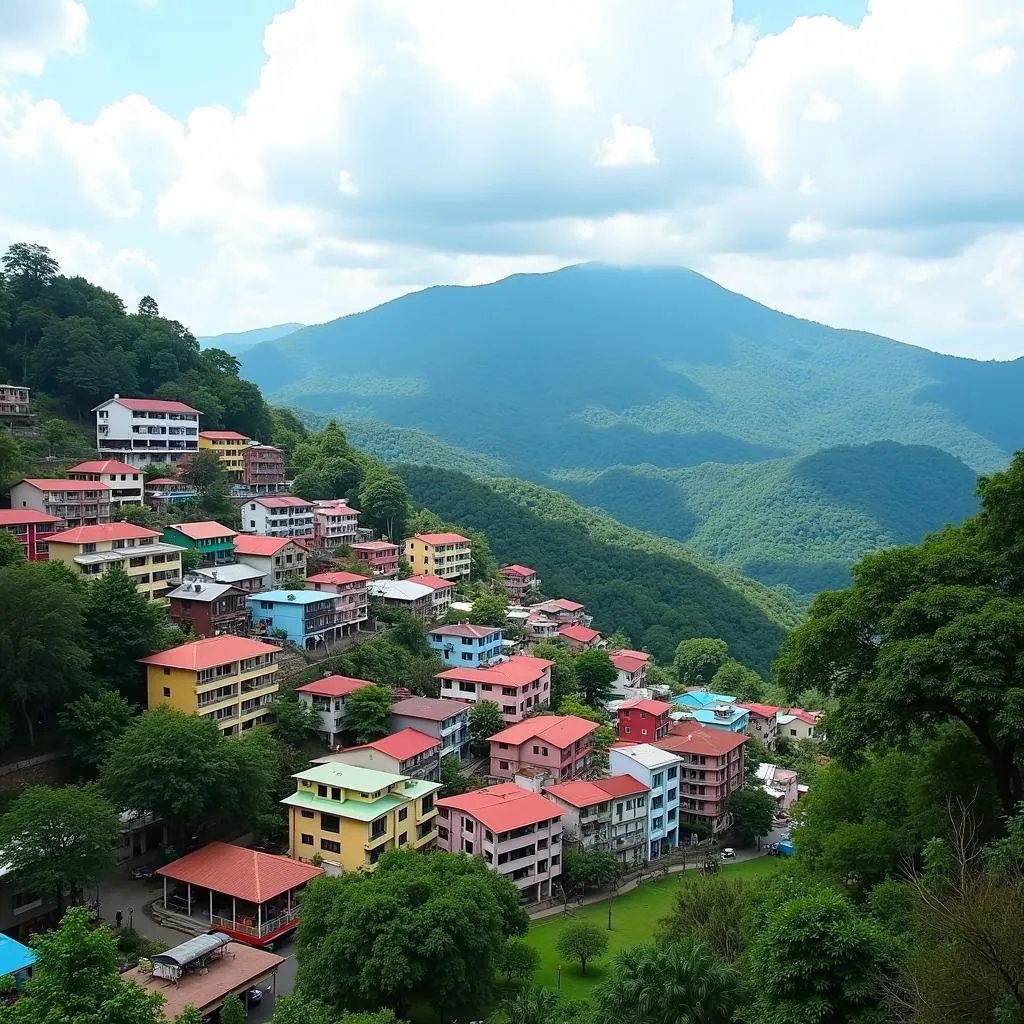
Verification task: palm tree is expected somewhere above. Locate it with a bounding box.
[503,985,565,1024]
[594,938,744,1024]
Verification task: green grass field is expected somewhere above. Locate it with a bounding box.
[523,857,783,1001]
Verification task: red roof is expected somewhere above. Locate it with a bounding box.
[785,707,823,725]
[306,571,369,586]
[146,477,185,486]
[168,520,238,540]
[67,460,141,476]
[0,509,63,526]
[352,541,400,552]
[610,650,649,673]
[199,430,251,440]
[253,496,313,509]
[296,675,374,698]
[362,728,440,761]
[234,535,294,556]
[49,522,160,544]
[489,714,598,748]
[594,774,650,798]
[543,780,612,808]
[619,698,673,716]
[613,649,650,661]
[392,696,470,722]
[559,624,601,644]
[553,598,584,612]
[18,478,110,492]
[502,564,536,577]
[437,655,553,689]
[139,636,281,671]
[438,783,563,833]
[407,574,455,591]
[659,723,748,756]
[411,532,469,546]
[107,397,199,413]
[313,498,359,512]
[431,623,500,639]
[737,702,782,720]
[156,842,321,902]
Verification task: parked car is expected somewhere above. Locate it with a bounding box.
[248,988,263,1005]
[720,847,736,859]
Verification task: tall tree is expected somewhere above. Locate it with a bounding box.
[573,649,617,708]
[503,987,565,1024]
[657,873,755,962]
[673,637,730,688]
[218,994,246,1024]
[137,295,159,317]
[468,699,505,756]
[58,689,136,773]
[0,529,24,568]
[534,641,578,706]
[180,449,225,490]
[557,921,608,975]
[727,787,776,846]
[345,685,393,744]
[710,659,765,702]
[2,241,60,294]
[469,590,508,627]
[359,474,408,542]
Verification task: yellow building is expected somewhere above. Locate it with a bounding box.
[140,635,281,735]
[198,430,252,479]
[47,522,184,603]
[402,532,471,581]
[283,762,440,872]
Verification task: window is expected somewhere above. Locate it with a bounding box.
[162,686,171,698]
[398,832,408,846]
[370,818,387,840]
[437,825,449,841]
[163,667,171,676]
[463,840,474,855]
[331,787,341,801]
[463,819,475,833]
[321,813,340,834]
[318,784,328,798]
[485,829,493,842]
[624,727,631,735]
[320,839,341,854]
[499,760,509,770]
[301,809,315,819]
[651,771,664,787]
[12,889,41,915]
[503,705,515,715]
[668,766,678,779]
[551,854,560,866]
[398,807,408,821]
[301,834,314,846]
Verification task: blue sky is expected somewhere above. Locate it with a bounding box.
[1,0,1022,359]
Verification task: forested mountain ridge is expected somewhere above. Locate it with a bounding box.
[198,322,305,355]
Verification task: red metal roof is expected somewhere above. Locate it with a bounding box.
[253,496,314,509]
[407,574,455,590]
[489,714,598,748]
[168,520,238,540]
[785,707,823,725]
[67,460,141,476]
[199,430,251,440]
[233,535,293,556]
[552,598,584,611]
[363,728,440,761]
[559,624,601,644]
[351,541,399,552]
[659,723,748,756]
[392,696,470,721]
[146,477,184,486]
[502,564,536,577]
[296,675,374,698]
[612,649,650,661]
[306,571,369,586]
[431,623,500,639]
[156,842,321,903]
[18,478,111,491]
[619,698,673,716]
[594,774,651,798]
[109,397,200,413]
[49,522,160,544]
[139,636,281,671]
[737,702,782,720]
[411,532,469,545]
[438,783,563,833]
[437,655,553,689]
[0,509,63,525]
[543,780,612,808]
[609,651,649,673]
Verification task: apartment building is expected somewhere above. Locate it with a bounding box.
[608,649,651,699]
[437,655,553,724]
[94,395,200,467]
[500,564,538,602]
[193,561,267,594]
[366,578,435,619]
[617,698,672,743]
[67,460,144,509]
[11,479,110,529]
[141,636,281,735]
[242,444,286,492]
[403,532,471,582]
[311,499,360,550]
[406,574,455,618]
[0,384,30,420]
[296,674,375,748]
[350,540,400,577]
[737,702,781,748]
[595,775,651,867]
[198,430,251,479]
[673,690,750,734]
[144,477,198,510]
[232,535,307,587]
[316,729,442,783]
[528,598,588,626]
[608,744,682,860]
[166,577,250,637]
[243,496,314,538]
[428,624,503,667]
[305,570,369,634]
[390,696,470,761]
[284,762,440,872]
[163,521,238,568]
[488,716,598,782]
[248,590,345,649]
[0,509,63,561]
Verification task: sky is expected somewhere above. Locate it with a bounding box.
[1,1,1023,360]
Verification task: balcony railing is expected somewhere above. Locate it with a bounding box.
[210,907,298,938]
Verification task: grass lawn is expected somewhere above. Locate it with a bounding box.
[524,856,783,1002]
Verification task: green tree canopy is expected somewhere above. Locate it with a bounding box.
[673,637,730,688]
[271,695,322,747]
[359,473,408,543]
[345,684,393,744]
[573,649,618,708]
[0,528,24,568]
[656,873,755,962]
[469,590,508,627]
[180,448,225,489]
[727,787,776,846]
[218,994,246,1024]
[468,699,505,755]
[562,850,621,892]
[710,659,765,702]
[557,920,608,975]
[533,640,578,707]
[58,689,136,773]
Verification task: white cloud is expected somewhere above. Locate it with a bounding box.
[787,218,827,244]
[0,0,86,77]
[972,44,1016,73]
[597,114,659,167]
[803,91,840,122]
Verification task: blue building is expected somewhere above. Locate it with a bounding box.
[428,623,503,667]
[0,932,36,990]
[248,589,340,649]
[673,690,750,734]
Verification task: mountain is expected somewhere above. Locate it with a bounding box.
[199,322,305,355]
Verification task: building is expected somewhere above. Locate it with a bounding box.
[0,509,62,561]
[608,744,682,859]
[10,479,110,529]
[350,540,400,577]
[437,655,553,724]
[154,842,320,947]
[242,444,286,492]
[47,523,183,602]
[0,932,36,990]
[673,690,750,734]
[596,775,651,867]
[141,635,280,735]
[198,430,251,479]
[297,674,376,748]
[312,499,360,550]
[500,564,538,602]
[163,521,238,568]
[66,459,144,509]
[193,561,267,593]
[436,783,563,902]
[366,578,435,618]
[756,763,800,810]
[144,477,198,509]
[543,777,650,867]
[558,623,603,651]
[305,570,369,634]
[0,859,59,942]
[284,762,441,872]
[778,708,825,742]
[738,702,781,748]
[407,574,456,618]
[653,723,747,835]
[391,696,470,761]
[529,598,588,626]
[249,590,346,649]
[0,385,30,421]
[94,395,200,467]
[428,624,503,667]
[488,715,598,782]
[617,698,672,743]
[167,577,250,637]
[316,729,442,782]
[522,612,561,646]
[233,534,307,587]
[403,532,471,581]
[609,650,651,698]
[242,495,315,538]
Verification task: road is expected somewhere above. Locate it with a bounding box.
[249,936,297,1022]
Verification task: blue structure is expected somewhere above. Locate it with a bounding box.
[0,933,37,988]
[428,624,503,667]
[673,690,749,734]
[777,839,795,858]
[248,589,339,649]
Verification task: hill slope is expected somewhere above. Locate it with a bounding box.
[199,322,305,354]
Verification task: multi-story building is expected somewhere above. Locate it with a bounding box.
[198,430,251,479]
[500,564,538,602]
[403,532,471,582]
[11,479,110,529]
[390,696,470,761]
[406,574,455,618]
[296,674,375,748]
[756,762,800,810]
[0,509,63,561]
[653,724,746,836]
[193,561,267,593]
[141,635,280,735]
[162,521,238,568]
[350,540,400,577]
[777,708,825,742]
[305,570,369,635]
[544,778,651,866]
[673,690,750,734]
[737,702,781,748]
[608,649,651,699]
[93,395,200,467]
[558,624,603,651]
[366,578,435,618]
[67,460,144,509]
[437,655,553,724]
[144,477,198,510]
[242,444,287,492]
[617,698,672,743]
[595,775,651,867]
[248,590,346,649]
[166,577,250,637]
[0,384,30,420]
[428,624,503,667]
[316,729,442,783]
[311,499,360,550]
[47,523,183,602]
[436,783,564,902]
[529,599,588,626]
[284,762,440,872]
[488,715,598,782]
[608,744,682,860]
[242,496,314,538]
[233,535,307,587]
[522,612,561,646]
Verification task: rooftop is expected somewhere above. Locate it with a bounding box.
[489,714,598,748]
[351,540,400,552]
[366,579,434,601]
[166,579,244,603]
[611,742,682,770]
[139,635,280,671]
[252,496,314,509]
[559,623,601,644]
[737,702,783,719]
[360,728,440,761]
[67,459,141,475]
[97,396,200,413]
[532,598,584,613]
[430,623,501,640]
[782,707,823,725]
[249,589,336,605]
[146,477,191,487]
[18,478,110,491]
[313,498,359,512]
[233,534,295,556]
[0,508,63,526]
[660,722,748,755]
[437,655,553,689]
[410,532,470,546]
[297,674,375,698]
[392,695,470,722]
[594,774,650,798]
[619,698,673,716]
[675,690,737,709]
[199,430,251,440]
[502,564,536,577]
[543,780,612,809]
[194,562,266,584]
[168,520,238,541]
[609,651,649,673]
[437,782,563,833]
[407,574,455,590]
[0,932,36,978]
[49,522,159,545]
[306,570,369,586]
[74,542,183,567]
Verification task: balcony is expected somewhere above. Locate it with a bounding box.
[210,907,299,940]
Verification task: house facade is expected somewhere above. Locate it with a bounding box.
[488,715,598,782]
[248,590,344,648]
[608,744,682,860]
[558,624,603,651]
[316,729,442,783]
[544,778,649,865]
[737,702,781,748]
[233,535,307,587]
[67,460,144,508]
[0,384,30,420]
[529,598,588,626]
[390,696,471,761]
[609,650,651,698]
[756,762,800,810]
[311,499,360,549]
[0,509,63,561]
[350,540,400,576]
[673,690,750,734]
[166,578,250,637]
[437,655,553,724]
[144,478,198,509]
[403,532,471,581]
[94,395,200,467]
[778,708,824,742]
[595,775,651,867]
[500,564,538,602]
[11,479,110,529]
[296,674,375,748]
[428,624,503,667]
[305,570,369,634]
[198,431,251,479]
[617,698,672,743]
[163,521,238,567]
[407,574,455,617]
[242,444,286,491]
[243,496,315,538]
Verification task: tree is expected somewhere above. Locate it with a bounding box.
[469,590,508,627]
[278,573,307,590]
[673,637,729,688]
[180,448,225,490]
[563,850,621,893]
[58,689,136,773]
[117,503,156,527]
[196,475,238,526]
[219,994,246,1024]
[272,695,322,747]
[0,529,24,567]
[345,685,393,744]
[710,659,765,702]
[0,428,23,489]
[388,611,429,655]
[657,873,755,962]
[495,938,541,981]
[174,1008,205,1024]
[743,734,772,783]
[295,849,527,1021]
[557,920,608,975]
[359,473,408,542]
[180,547,199,572]
[469,699,504,756]
[0,907,165,1024]
[137,295,159,317]
[2,241,60,293]
[0,786,120,913]
[439,755,469,796]
[594,938,744,1024]
[503,986,565,1024]
[101,707,276,847]
[573,649,617,708]
[727,787,776,846]
[534,641,578,707]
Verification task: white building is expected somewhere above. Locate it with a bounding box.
[93,395,200,467]
[608,650,652,699]
[608,743,682,860]
[242,496,315,538]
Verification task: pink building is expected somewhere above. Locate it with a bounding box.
[436,783,564,902]
[312,499,360,550]
[501,564,538,602]
[488,715,599,782]
[558,623,602,651]
[737,702,781,748]
[0,509,63,561]
[529,598,587,626]
[306,570,370,634]
[10,479,111,529]
[617,698,672,743]
[350,540,400,577]
[437,655,553,724]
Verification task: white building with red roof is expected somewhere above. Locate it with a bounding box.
[406,573,456,617]
[608,649,652,697]
[296,673,376,747]
[403,532,471,581]
[315,728,442,782]
[233,534,307,588]
[67,459,144,508]
[777,707,825,743]
[488,714,599,782]
[242,495,315,539]
[93,394,200,467]
[529,598,590,626]
[436,783,564,901]
[437,654,553,723]
[543,776,650,864]
[500,564,539,602]
[11,478,111,529]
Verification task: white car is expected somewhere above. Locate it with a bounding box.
[720,847,736,859]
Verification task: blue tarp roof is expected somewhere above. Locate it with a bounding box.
[0,933,37,977]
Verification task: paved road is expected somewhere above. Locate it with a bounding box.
[249,936,297,1022]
